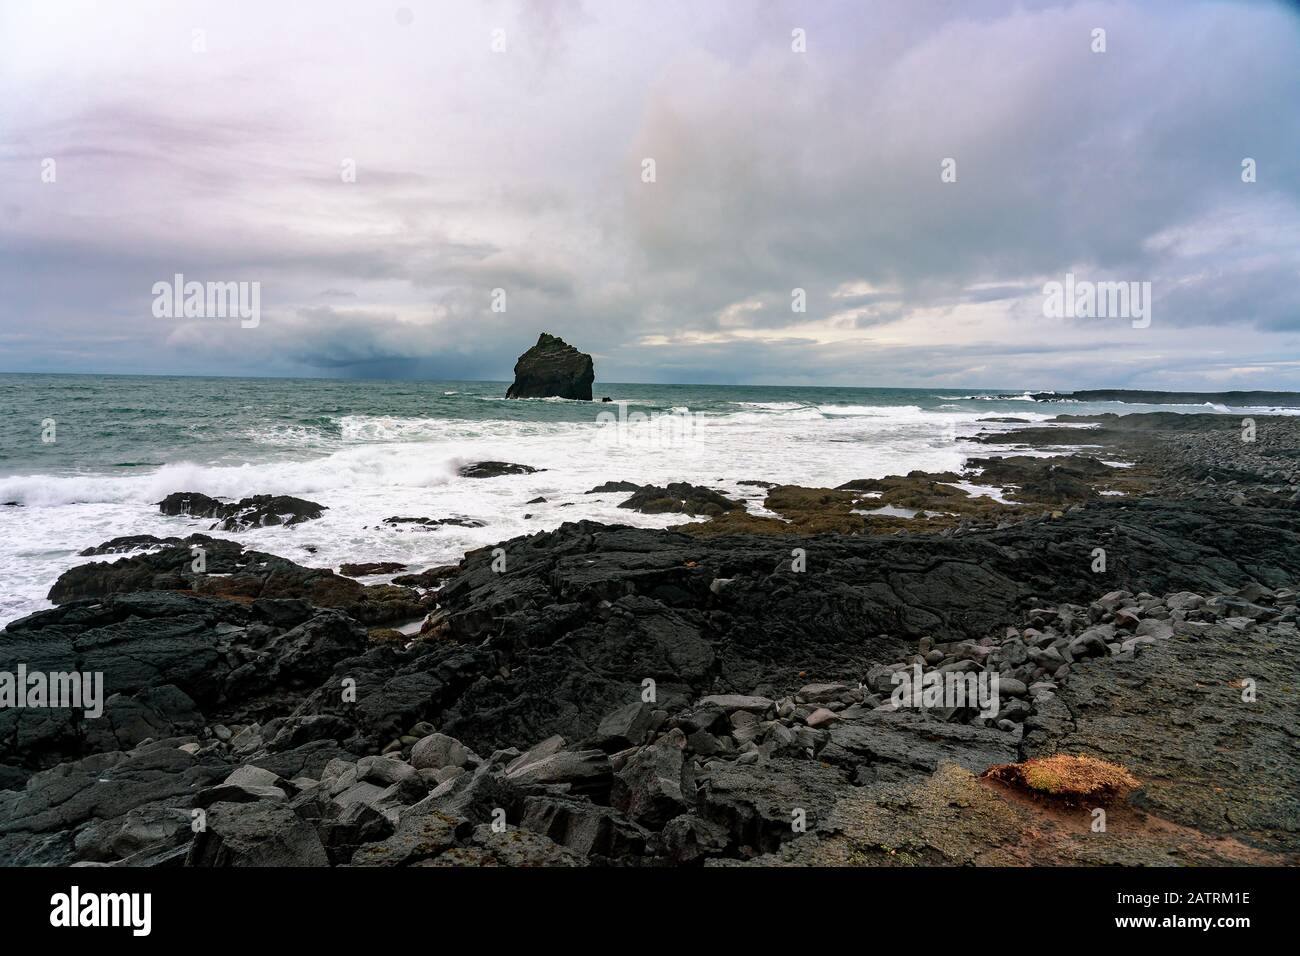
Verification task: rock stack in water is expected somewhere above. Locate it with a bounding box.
[505,333,594,400]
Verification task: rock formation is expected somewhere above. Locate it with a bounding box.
[5,412,1300,867]
[158,492,326,531]
[505,333,594,400]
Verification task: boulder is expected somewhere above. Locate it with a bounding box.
[391,566,459,588]
[355,755,417,786]
[504,749,612,795]
[593,702,656,750]
[659,813,730,864]
[45,541,423,625]
[696,757,842,855]
[424,762,508,821]
[456,462,542,479]
[586,481,643,494]
[310,799,395,865]
[410,733,476,772]
[519,795,648,860]
[349,805,473,866]
[186,800,329,866]
[158,492,326,531]
[445,824,586,867]
[339,562,407,577]
[819,712,1018,777]
[618,483,743,517]
[611,741,688,827]
[383,515,487,527]
[78,534,187,556]
[698,695,775,715]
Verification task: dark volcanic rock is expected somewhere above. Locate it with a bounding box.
[1027,615,1300,850]
[0,591,368,776]
[187,800,329,866]
[519,794,649,862]
[158,492,326,531]
[286,497,1300,760]
[339,562,407,577]
[11,406,1300,868]
[383,515,487,528]
[618,482,743,517]
[457,461,542,479]
[611,739,689,827]
[350,805,474,866]
[695,757,842,855]
[0,741,233,865]
[79,534,187,556]
[819,712,1018,780]
[391,565,460,588]
[47,536,425,625]
[505,332,594,401]
[966,455,1115,504]
[587,481,644,494]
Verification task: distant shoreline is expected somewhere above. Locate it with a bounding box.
[1022,388,1300,407]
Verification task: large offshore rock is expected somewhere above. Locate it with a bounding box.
[505,332,594,400]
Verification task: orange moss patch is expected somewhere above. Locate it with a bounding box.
[984,754,1140,805]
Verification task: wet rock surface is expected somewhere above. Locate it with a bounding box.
[78,534,190,556]
[383,515,487,529]
[338,562,408,577]
[456,462,543,479]
[0,591,367,779]
[4,413,1300,866]
[617,482,744,517]
[47,535,428,625]
[391,566,459,589]
[158,492,326,531]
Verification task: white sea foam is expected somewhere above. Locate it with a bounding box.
[0,406,1044,626]
[816,403,922,416]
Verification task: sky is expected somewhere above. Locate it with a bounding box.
[1,0,1298,390]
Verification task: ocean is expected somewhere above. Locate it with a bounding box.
[0,373,1289,627]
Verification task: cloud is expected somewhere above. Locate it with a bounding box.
[0,0,1298,388]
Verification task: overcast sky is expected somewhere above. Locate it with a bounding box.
[2,0,1298,390]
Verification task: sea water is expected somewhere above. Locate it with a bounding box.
[0,373,1288,626]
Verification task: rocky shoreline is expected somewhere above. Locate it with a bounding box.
[2,413,1298,866]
